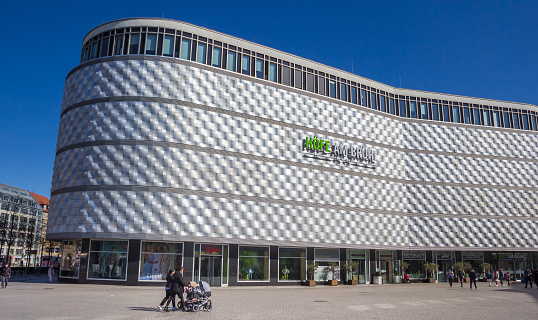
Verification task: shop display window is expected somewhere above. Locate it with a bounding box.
[60,240,81,278]
[139,241,183,281]
[87,240,128,280]
[314,248,340,281]
[238,246,269,281]
[278,248,306,281]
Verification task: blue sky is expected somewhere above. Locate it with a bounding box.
[0,0,536,198]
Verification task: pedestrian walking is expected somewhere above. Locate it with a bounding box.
[48,267,55,283]
[485,270,492,286]
[458,269,464,287]
[524,268,532,288]
[405,272,410,283]
[498,269,504,286]
[469,269,477,290]
[157,269,175,311]
[505,272,511,286]
[532,268,538,289]
[446,269,454,287]
[1,263,11,289]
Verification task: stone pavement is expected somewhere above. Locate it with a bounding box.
[0,279,536,320]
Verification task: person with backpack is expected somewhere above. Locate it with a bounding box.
[469,269,477,290]
[524,268,532,288]
[447,269,454,287]
[157,269,175,311]
[485,270,492,286]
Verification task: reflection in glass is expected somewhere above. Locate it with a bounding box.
[60,240,81,278]
[241,54,250,75]
[340,83,347,101]
[350,87,357,104]
[145,34,157,55]
[492,110,500,127]
[463,107,471,124]
[238,246,269,281]
[503,112,511,128]
[389,98,395,114]
[129,34,140,54]
[399,100,407,117]
[282,66,290,85]
[371,93,377,109]
[163,35,174,57]
[306,73,314,92]
[484,110,491,126]
[88,240,128,280]
[473,108,481,125]
[409,101,417,118]
[196,42,207,64]
[180,39,191,60]
[329,80,336,98]
[420,102,428,119]
[380,96,386,112]
[268,63,277,82]
[431,104,439,120]
[227,51,236,71]
[255,59,263,79]
[295,69,302,89]
[442,105,450,122]
[139,241,183,281]
[100,38,109,57]
[212,47,222,67]
[361,90,367,106]
[512,113,520,129]
[521,114,529,130]
[453,106,460,123]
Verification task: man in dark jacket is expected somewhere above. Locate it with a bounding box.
[458,269,464,287]
[524,268,532,288]
[172,266,190,311]
[469,269,477,290]
[1,263,11,289]
[533,268,538,290]
[158,269,175,311]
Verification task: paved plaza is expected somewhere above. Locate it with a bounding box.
[1,277,537,319]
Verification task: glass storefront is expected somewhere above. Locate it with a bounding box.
[462,252,484,277]
[346,249,369,284]
[434,251,455,282]
[493,252,534,280]
[238,246,269,281]
[403,251,426,279]
[278,247,306,281]
[194,244,228,287]
[139,241,183,281]
[376,250,399,283]
[314,248,340,281]
[87,240,128,280]
[60,240,81,278]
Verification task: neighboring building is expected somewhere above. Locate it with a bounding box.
[30,192,60,266]
[0,183,43,266]
[49,18,537,286]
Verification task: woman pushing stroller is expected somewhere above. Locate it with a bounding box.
[158,266,190,311]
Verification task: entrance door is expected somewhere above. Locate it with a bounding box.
[200,256,222,287]
[438,261,451,282]
[380,261,393,284]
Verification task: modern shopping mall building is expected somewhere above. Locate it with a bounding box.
[48,18,538,286]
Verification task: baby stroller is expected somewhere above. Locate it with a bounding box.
[185,281,212,312]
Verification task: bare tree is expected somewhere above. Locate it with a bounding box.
[24,220,38,273]
[0,213,8,259]
[5,214,20,265]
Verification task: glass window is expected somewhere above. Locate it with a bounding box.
[512,113,520,129]
[442,105,450,122]
[227,51,236,71]
[521,114,529,130]
[163,35,174,57]
[503,112,511,128]
[492,110,500,127]
[282,66,290,85]
[196,42,207,64]
[255,59,263,79]
[314,249,339,281]
[60,240,81,278]
[83,46,90,62]
[340,83,347,101]
[483,110,491,126]
[531,116,537,131]
[463,107,471,124]
[87,240,128,280]
[212,47,222,67]
[389,98,395,114]
[431,104,439,120]
[140,241,183,281]
[361,90,367,106]
[318,77,326,95]
[306,73,314,92]
[380,96,386,112]
[268,63,277,82]
[329,80,336,98]
[350,87,357,104]
[409,101,417,118]
[180,38,191,60]
[453,106,460,123]
[473,108,481,125]
[100,38,109,57]
[145,34,157,55]
[278,248,306,281]
[420,102,428,119]
[371,93,377,109]
[295,69,303,89]
[238,246,269,281]
[241,55,250,75]
[90,42,99,59]
[399,100,407,117]
[129,34,140,54]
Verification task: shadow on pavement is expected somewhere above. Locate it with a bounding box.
[496,282,538,303]
[128,307,160,312]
